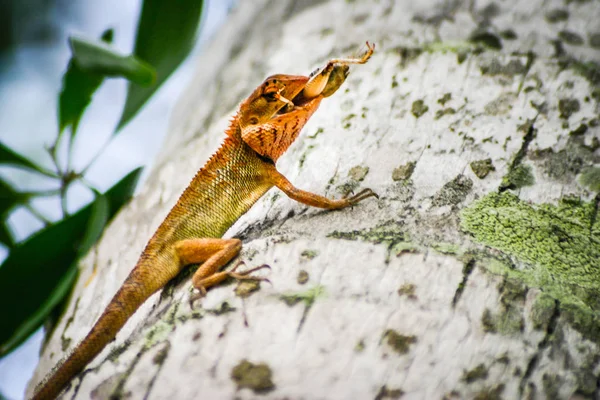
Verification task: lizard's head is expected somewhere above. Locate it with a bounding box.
[238,74,308,128]
[238,66,350,162]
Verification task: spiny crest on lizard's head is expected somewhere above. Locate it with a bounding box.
[238,74,308,128]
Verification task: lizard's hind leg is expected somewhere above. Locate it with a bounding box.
[175,238,268,296]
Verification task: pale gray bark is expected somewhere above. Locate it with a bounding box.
[30,0,600,399]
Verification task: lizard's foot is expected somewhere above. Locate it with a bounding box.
[227,261,272,284]
[189,262,272,307]
[346,188,379,205]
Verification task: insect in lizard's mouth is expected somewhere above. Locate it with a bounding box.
[284,64,350,113]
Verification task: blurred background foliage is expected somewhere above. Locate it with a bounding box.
[0,0,236,398]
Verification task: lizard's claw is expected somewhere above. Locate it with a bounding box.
[348,188,379,204]
[189,286,208,308]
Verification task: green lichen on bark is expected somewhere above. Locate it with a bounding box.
[461,192,600,342]
[433,174,473,206]
[278,286,325,307]
[531,293,556,330]
[328,220,406,246]
[328,220,415,261]
[500,164,534,190]
[579,167,600,192]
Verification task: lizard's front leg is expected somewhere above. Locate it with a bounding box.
[267,167,378,209]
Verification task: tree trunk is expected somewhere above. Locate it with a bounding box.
[29,0,600,399]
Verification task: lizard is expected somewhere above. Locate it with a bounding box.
[32,42,375,400]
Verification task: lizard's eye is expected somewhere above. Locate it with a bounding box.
[248,117,259,125]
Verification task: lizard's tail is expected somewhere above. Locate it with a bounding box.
[31,262,174,400]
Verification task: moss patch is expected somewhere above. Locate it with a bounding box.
[300,249,318,260]
[539,137,597,183]
[152,343,170,365]
[234,280,261,298]
[531,293,557,330]
[432,242,462,255]
[328,220,412,261]
[392,161,416,181]
[473,384,505,400]
[435,107,456,119]
[145,319,175,348]
[545,9,569,23]
[469,28,502,50]
[383,329,417,354]
[470,159,496,179]
[375,385,404,399]
[558,30,584,45]
[336,165,369,196]
[480,58,527,76]
[542,373,561,399]
[231,360,275,393]
[328,220,405,244]
[206,301,236,316]
[438,93,452,105]
[558,98,580,119]
[484,93,516,116]
[483,279,527,335]
[591,33,600,49]
[579,167,600,192]
[354,339,366,352]
[564,59,600,88]
[462,363,489,383]
[279,286,325,307]
[500,164,534,190]
[397,283,417,299]
[411,99,429,118]
[348,165,369,181]
[461,192,600,342]
[297,270,309,285]
[432,174,473,206]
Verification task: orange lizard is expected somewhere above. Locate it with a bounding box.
[32,42,375,400]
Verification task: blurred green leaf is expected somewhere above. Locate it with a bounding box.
[78,193,109,256]
[0,179,21,216]
[0,141,49,174]
[0,167,143,355]
[0,222,14,248]
[0,179,21,247]
[116,0,204,131]
[69,36,156,86]
[1,264,79,358]
[59,29,114,137]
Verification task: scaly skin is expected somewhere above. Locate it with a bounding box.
[32,42,375,400]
